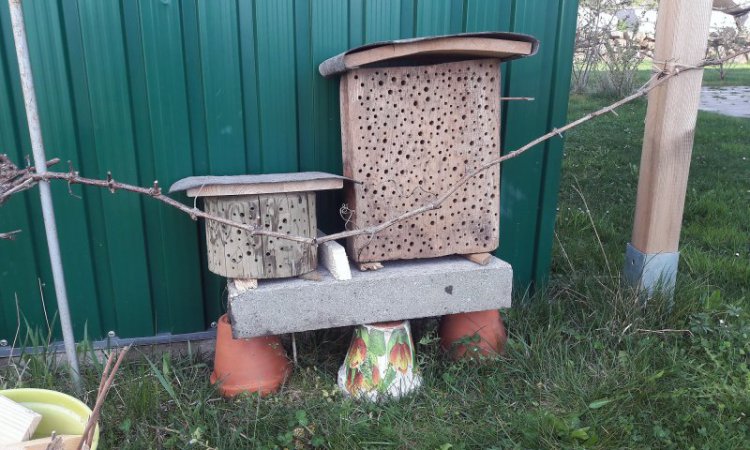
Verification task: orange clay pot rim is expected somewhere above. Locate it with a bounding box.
[210,378,283,397]
[442,310,500,318]
[210,372,289,388]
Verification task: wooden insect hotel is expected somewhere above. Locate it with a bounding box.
[169,172,344,280]
[320,32,538,264]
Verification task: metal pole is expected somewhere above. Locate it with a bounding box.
[7,0,81,388]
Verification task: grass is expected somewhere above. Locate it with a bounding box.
[579,63,750,95]
[1,69,749,449]
[672,63,750,88]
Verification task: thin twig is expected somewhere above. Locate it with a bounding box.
[97,351,116,396]
[8,294,23,382]
[27,171,315,245]
[572,181,612,278]
[76,345,131,450]
[554,231,575,273]
[313,50,750,246]
[0,177,34,201]
[0,229,21,240]
[1,48,748,248]
[635,328,693,336]
[37,278,51,346]
[291,333,298,365]
[85,350,115,445]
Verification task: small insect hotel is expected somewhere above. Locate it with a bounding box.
[170,172,346,280]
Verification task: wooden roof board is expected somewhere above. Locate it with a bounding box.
[169,172,347,197]
[319,31,539,77]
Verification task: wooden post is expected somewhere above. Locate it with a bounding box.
[625,0,714,295]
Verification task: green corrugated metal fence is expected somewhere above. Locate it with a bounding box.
[0,0,578,342]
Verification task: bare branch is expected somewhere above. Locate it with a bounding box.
[1,48,748,248]
[0,230,21,240]
[0,155,61,205]
[31,170,317,245]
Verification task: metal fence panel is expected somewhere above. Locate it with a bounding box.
[0,0,579,341]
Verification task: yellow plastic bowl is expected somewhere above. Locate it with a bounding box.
[0,388,99,449]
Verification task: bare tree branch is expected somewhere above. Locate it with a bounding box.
[0,154,60,204]
[34,171,316,244]
[0,230,21,240]
[1,48,748,247]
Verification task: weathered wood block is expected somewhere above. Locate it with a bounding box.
[203,192,317,279]
[0,395,42,445]
[170,172,344,279]
[320,33,538,264]
[4,435,84,450]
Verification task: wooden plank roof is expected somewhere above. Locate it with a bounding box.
[319,31,539,77]
[169,172,347,197]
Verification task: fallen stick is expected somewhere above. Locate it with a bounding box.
[82,351,115,447]
[76,345,130,450]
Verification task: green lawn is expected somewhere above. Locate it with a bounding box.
[2,70,749,449]
[701,63,750,87]
[581,63,750,93]
[654,62,750,87]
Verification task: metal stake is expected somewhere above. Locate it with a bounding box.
[7,0,81,388]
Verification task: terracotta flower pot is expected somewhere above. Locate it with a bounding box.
[211,314,291,397]
[338,320,421,401]
[439,309,507,360]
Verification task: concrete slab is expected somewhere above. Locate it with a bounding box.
[229,256,513,338]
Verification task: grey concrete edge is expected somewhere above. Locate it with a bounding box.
[229,256,513,338]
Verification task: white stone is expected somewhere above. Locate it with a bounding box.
[317,232,352,281]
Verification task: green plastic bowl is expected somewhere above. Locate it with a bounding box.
[0,388,99,449]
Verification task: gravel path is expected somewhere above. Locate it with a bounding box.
[700,86,750,118]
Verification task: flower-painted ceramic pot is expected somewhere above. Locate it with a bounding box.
[337,320,421,401]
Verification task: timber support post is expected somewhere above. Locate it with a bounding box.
[625,0,714,297]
